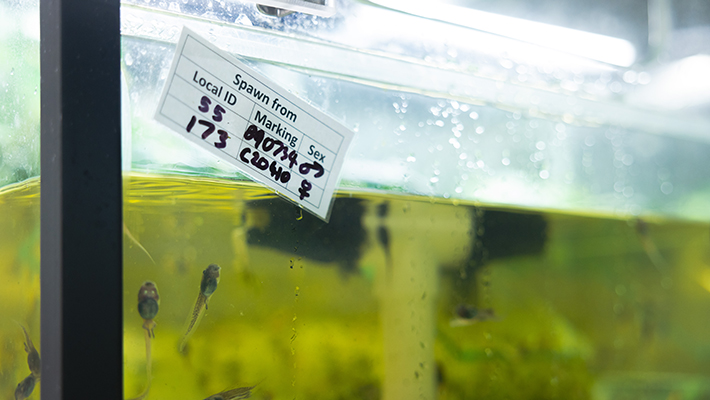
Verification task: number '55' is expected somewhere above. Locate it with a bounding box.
[198,95,226,122]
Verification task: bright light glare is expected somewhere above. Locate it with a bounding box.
[628,54,710,110]
[370,0,636,67]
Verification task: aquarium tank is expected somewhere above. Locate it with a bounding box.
[0,0,41,398]
[4,0,710,398]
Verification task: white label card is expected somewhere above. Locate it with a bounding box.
[155,27,354,221]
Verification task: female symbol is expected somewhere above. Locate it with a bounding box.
[298,179,312,200]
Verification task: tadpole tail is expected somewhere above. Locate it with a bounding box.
[17,323,40,377]
[204,384,256,400]
[124,223,156,265]
[641,236,670,272]
[126,329,152,400]
[178,293,207,353]
[222,385,255,399]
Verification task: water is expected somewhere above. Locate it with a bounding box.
[0,178,40,399]
[3,174,710,399]
[120,173,710,399]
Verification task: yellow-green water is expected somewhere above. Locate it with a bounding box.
[0,178,40,399]
[3,174,710,399]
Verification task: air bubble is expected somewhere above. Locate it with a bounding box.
[609,81,623,93]
[638,72,651,85]
[622,70,637,83]
[235,14,252,26]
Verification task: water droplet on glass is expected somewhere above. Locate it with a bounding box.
[475,126,485,134]
[235,14,253,26]
[469,111,479,120]
[638,71,651,85]
[609,81,623,93]
[660,182,673,194]
[661,277,672,289]
[622,70,637,83]
[535,141,546,150]
[615,284,627,296]
[124,53,134,66]
[539,170,549,179]
[406,155,416,162]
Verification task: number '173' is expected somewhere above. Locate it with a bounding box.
[186,116,228,148]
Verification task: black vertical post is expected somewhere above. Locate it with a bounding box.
[40,0,123,398]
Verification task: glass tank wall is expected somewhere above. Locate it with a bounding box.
[119,0,710,399]
[118,1,710,399]
[0,0,41,398]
